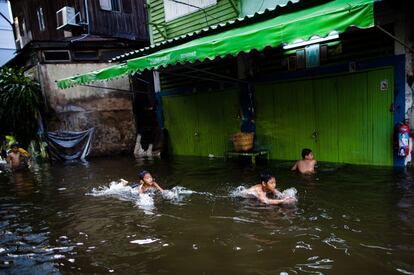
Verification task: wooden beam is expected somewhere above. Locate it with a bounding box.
[228,0,239,14]
[149,22,168,40]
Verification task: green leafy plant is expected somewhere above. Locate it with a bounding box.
[0,67,44,147]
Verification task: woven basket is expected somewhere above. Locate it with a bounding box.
[232,132,254,152]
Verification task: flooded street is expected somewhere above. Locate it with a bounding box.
[1,156,414,274]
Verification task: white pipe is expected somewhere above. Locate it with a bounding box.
[84,0,90,34]
[283,34,339,50]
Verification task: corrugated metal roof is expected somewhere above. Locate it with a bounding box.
[109,0,309,63]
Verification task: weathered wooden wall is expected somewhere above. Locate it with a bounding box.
[85,0,148,41]
[9,0,148,46]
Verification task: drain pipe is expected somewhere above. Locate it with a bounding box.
[70,0,90,42]
[84,0,90,34]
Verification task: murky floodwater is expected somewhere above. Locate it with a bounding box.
[1,156,413,274]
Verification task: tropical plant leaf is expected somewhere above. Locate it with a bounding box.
[0,67,44,147]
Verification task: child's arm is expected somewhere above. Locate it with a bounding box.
[273,189,282,198]
[259,195,288,205]
[6,154,12,165]
[291,161,298,171]
[153,182,164,192]
[137,185,145,194]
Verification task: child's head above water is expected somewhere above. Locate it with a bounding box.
[260,171,274,183]
[259,171,276,190]
[10,143,19,152]
[301,148,313,160]
[138,170,154,185]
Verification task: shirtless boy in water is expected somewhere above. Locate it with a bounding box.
[246,172,295,205]
[6,143,30,171]
[121,170,164,194]
[291,148,317,174]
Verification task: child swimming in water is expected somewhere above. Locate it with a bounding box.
[121,170,164,194]
[291,148,317,174]
[245,172,295,205]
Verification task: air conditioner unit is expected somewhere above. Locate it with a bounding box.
[56,6,79,30]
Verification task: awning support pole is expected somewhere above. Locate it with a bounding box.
[79,84,148,94]
[376,25,413,53]
[183,65,248,84]
[163,70,231,85]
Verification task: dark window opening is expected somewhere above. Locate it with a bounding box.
[43,50,71,62]
[72,51,99,61]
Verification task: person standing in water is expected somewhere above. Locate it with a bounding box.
[121,170,164,194]
[6,143,30,171]
[245,172,295,205]
[291,148,317,174]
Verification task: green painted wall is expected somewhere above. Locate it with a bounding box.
[148,0,238,44]
[255,68,394,165]
[162,89,240,156]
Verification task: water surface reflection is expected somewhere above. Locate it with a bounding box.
[0,156,413,274]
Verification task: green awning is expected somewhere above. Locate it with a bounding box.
[57,63,128,89]
[57,0,374,89]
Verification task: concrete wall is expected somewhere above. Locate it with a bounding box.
[39,63,136,156]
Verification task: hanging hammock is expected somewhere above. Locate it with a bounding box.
[45,128,95,161]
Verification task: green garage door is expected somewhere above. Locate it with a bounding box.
[255,68,394,165]
[162,89,240,157]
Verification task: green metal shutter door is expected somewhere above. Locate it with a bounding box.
[162,95,198,156]
[367,68,393,165]
[162,89,239,157]
[336,73,369,164]
[255,68,393,165]
[313,77,339,162]
[256,80,316,161]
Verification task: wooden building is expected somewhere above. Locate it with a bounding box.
[7,0,150,156]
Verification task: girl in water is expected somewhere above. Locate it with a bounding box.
[121,170,164,194]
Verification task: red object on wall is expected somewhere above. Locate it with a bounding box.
[397,122,410,157]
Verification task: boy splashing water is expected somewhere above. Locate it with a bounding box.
[121,171,164,194]
[245,172,295,205]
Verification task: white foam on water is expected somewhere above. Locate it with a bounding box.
[281,187,298,199]
[162,186,195,201]
[88,182,209,211]
[230,186,298,202]
[229,186,251,198]
[134,193,155,212]
[130,238,159,245]
[88,181,155,211]
[396,268,414,275]
[87,181,137,201]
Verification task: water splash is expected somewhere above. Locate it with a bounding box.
[87,181,154,212]
[87,182,205,210]
[229,186,250,198]
[230,186,298,201]
[162,186,194,200]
